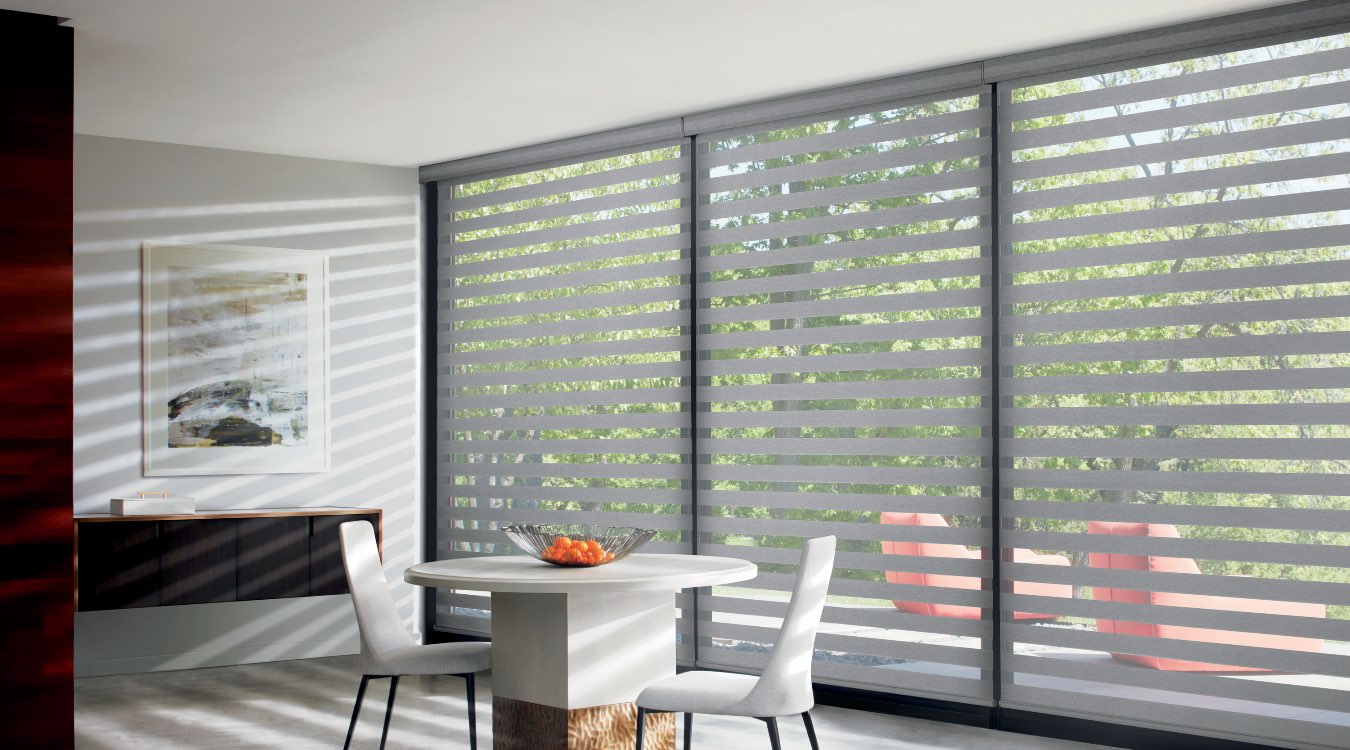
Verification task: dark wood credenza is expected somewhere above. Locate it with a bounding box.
[74,507,381,611]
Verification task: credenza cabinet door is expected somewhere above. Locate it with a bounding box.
[77,521,160,610]
[159,519,237,606]
[237,517,310,601]
[309,514,378,596]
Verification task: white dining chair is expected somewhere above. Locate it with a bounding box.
[339,521,491,750]
[635,535,836,750]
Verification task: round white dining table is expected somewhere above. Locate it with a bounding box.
[405,553,757,750]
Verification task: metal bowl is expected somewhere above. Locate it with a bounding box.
[501,524,656,567]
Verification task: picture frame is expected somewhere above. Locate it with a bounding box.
[142,241,330,475]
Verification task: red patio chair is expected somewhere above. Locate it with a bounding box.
[1088,521,1325,671]
[881,512,1072,620]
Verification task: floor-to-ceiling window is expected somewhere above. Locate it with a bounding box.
[427,8,1348,748]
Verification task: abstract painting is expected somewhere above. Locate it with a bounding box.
[143,242,329,475]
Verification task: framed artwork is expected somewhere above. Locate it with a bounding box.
[142,241,330,475]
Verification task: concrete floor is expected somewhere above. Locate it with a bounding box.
[74,655,1111,750]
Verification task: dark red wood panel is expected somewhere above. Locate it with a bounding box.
[0,8,73,748]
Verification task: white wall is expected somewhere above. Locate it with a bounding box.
[73,135,422,676]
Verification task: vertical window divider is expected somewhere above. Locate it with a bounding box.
[987,81,1005,718]
[687,136,702,659]
[422,179,440,641]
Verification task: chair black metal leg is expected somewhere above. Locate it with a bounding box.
[342,676,371,750]
[462,673,478,750]
[763,717,782,750]
[801,711,819,750]
[378,676,400,750]
[683,712,693,750]
[636,706,647,750]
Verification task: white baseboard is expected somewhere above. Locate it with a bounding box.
[74,596,366,678]
[75,635,360,678]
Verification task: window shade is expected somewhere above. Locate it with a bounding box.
[1000,31,1350,749]
[693,89,996,701]
[434,143,695,653]
[425,12,1350,748]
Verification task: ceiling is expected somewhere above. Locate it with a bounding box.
[8,0,1303,167]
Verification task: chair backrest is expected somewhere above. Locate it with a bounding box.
[880,512,980,591]
[1087,521,1199,638]
[340,521,414,656]
[1088,521,1202,580]
[744,535,836,714]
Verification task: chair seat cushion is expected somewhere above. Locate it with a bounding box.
[368,641,491,677]
[637,671,762,716]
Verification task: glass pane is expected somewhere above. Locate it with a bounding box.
[1002,31,1350,749]
[436,144,696,651]
[695,90,996,701]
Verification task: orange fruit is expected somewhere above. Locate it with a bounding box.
[555,536,571,549]
[586,540,602,554]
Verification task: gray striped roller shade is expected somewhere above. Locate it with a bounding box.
[999,29,1349,749]
[434,142,696,659]
[693,87,997,703]
[425,11,1349,747]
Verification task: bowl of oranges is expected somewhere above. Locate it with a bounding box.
[501,524,657,567]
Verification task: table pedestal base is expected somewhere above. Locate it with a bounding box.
[493,695,675,750]
[488,590,678,748]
